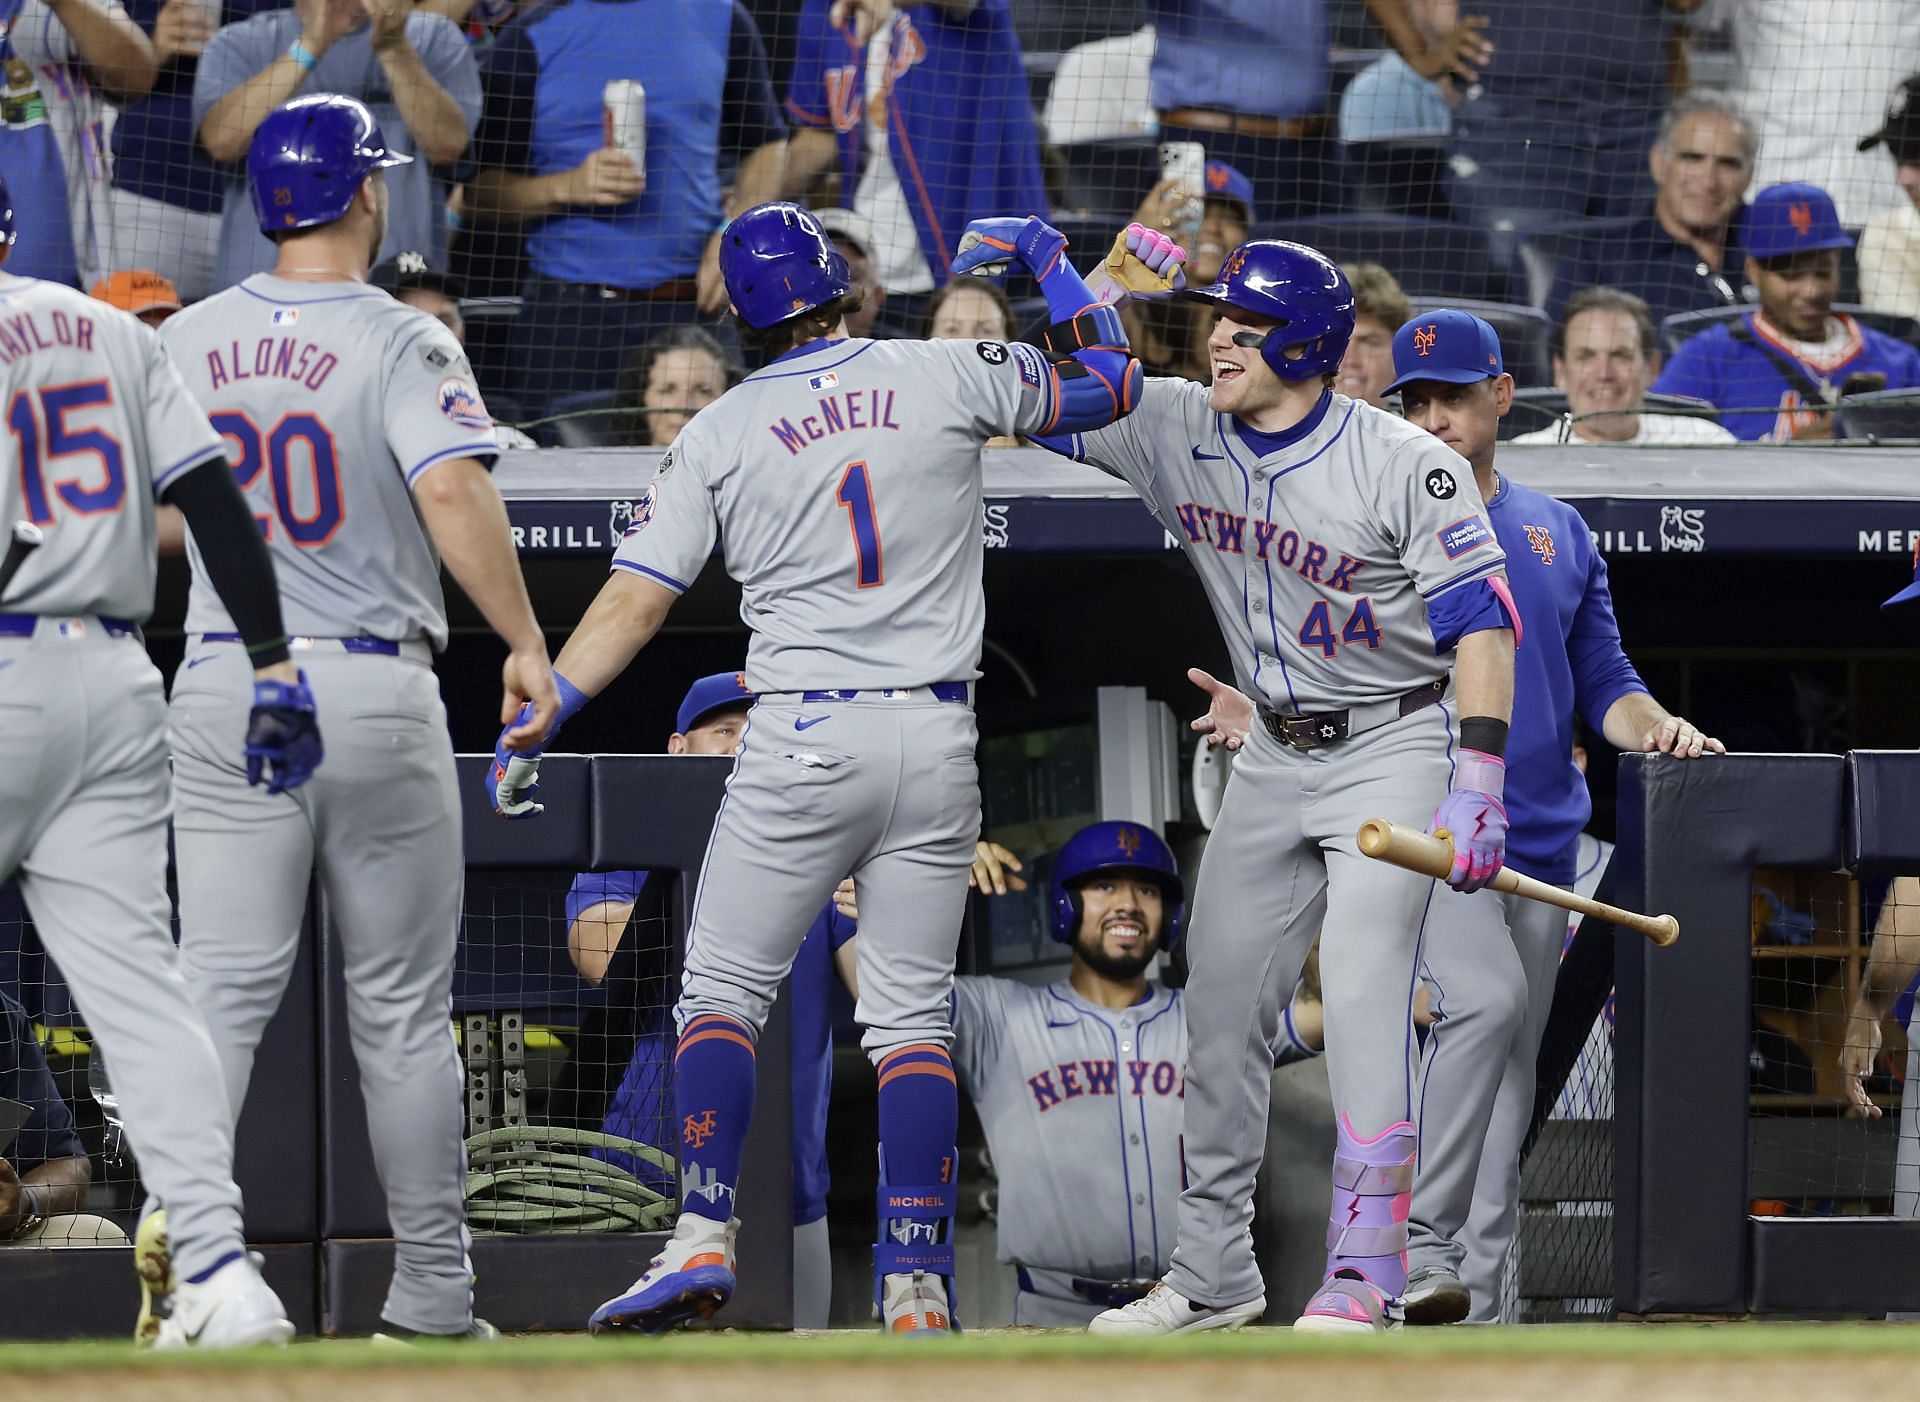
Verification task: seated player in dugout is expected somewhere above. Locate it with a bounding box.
[561,670,856,1331]
[1,988,125,1248]
[835,821,1323,1327]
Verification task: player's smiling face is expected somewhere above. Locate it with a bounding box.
[1205,309,1285,415]
[1072,874,1167,981]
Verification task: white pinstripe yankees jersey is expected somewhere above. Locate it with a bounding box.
[953,977,1186,1280]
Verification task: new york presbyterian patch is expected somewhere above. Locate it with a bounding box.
[1437,516,1493,560]
[1011,341,1046,390]
[437,377,490,431]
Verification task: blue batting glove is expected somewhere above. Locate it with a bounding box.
[487,700,548,819]
[952,216,1069,281]
[245,670,323,795]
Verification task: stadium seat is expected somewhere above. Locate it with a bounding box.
[1509,215,1639,311]
[1252,214,1511,302]
[1050,136,1163,218]
[1338,142,1455,221]
[1407,297,1554,388]
[1832,386,1920,440]
[539,389,626,448]
[1661,304,1920,357]
[1501,387,1721,442]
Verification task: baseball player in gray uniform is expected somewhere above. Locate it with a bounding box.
[0,173,315,1348]
[147,95,558,1344]
[487,205,1151,1336]
[1387,310,1719,1327]
[1039,241,1519,1335]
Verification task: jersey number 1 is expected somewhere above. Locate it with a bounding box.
[836,461,884,588]
[209,411,343,547]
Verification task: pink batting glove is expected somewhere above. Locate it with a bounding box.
[1430,749,1508,893]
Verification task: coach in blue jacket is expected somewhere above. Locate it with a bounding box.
[1654,181,1920,441]
[1389,309,1722,1324]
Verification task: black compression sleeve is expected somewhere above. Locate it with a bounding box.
[160,456,291,667]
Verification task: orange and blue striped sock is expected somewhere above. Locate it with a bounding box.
[875,1042,958,1196]
[672,1013,757,1226]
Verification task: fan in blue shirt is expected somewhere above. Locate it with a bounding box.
[1653,181,1920,441]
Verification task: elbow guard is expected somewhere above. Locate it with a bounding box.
[1050,346,1143,432]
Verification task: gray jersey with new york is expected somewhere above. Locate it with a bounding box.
[952,976,1187,1280]
[612,336,1057,691]
[1060,383,1506,712]
[162,274,498,650]
[0,275,222,621]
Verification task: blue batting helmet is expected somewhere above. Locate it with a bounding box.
[247,94,413,237]
[0,173,14,248]
[1180,239,1355,381]
[1048,821,1186,948]
[719,203,852,331]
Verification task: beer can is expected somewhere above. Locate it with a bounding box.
[603,79,647,177]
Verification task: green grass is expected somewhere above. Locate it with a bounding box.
[1,1323,1916,1375]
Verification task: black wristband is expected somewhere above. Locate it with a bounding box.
[1458,716,1509,759]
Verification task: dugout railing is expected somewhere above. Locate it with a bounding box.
[0,753,795,1338]
[1614,749,1920,1317]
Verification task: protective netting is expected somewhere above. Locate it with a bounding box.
[1747,871,1916,1223]
[457,868,681,1235]
[11,0,1919,446]
[0,878,142,1246]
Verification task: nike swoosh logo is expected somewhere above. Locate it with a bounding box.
[1191,444,1225,460]
[794,716,830,731]
[186,655,216,669]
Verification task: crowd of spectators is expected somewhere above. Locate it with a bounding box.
[10,0,1920,442]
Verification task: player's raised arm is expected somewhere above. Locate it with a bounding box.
[949,216,1156,434]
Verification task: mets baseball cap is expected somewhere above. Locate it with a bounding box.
[1859,76,1920,163]
[370,249,465,300]
[1743,183,1854,262]
[1384,308,1505,397]
[676,671,755,735]
[90,269,181,319]
[1204,161,1256,225]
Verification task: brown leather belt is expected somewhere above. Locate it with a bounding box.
[1159,107,1327,140]
[1259,679,1447,751]
[596,276,700,302]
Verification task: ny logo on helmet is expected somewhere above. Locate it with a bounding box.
[1789,203,1814,238]
[1414,324,1438,356]
[1116,826,1141,859]
[1222,247,1247,281]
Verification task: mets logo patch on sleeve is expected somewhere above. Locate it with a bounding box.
[437,377,491,431]
[1437,516,1493,560]
[625,484,657,536]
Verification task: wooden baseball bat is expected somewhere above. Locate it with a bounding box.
[0,521,44,604]
[1356,818,1680,948]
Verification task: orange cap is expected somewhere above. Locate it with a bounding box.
[89,270,183,315]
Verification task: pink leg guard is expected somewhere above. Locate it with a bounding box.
[1324,1115,1415,1296]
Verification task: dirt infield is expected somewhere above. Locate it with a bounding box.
[7,1325,1919,1402]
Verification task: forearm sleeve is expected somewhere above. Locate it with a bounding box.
[161,457,290,667]
[1032,251,1144,433]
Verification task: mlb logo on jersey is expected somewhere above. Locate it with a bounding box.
[437,377,490,431]
[1437,516,1493,560]
[271,307,299,326]
[809,371,840,392]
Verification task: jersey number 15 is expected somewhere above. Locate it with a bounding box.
[211,411,343,546]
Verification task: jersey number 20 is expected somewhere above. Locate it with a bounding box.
[210,411,343,546]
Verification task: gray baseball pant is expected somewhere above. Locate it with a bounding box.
[168,639,473,1334]
[0,622,248,1279]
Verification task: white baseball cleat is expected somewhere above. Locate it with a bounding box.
[133,1209,173,1347]
[1087,1281,1264,1336]
[154,1255,296,1349]
[880,1270,954,1336]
